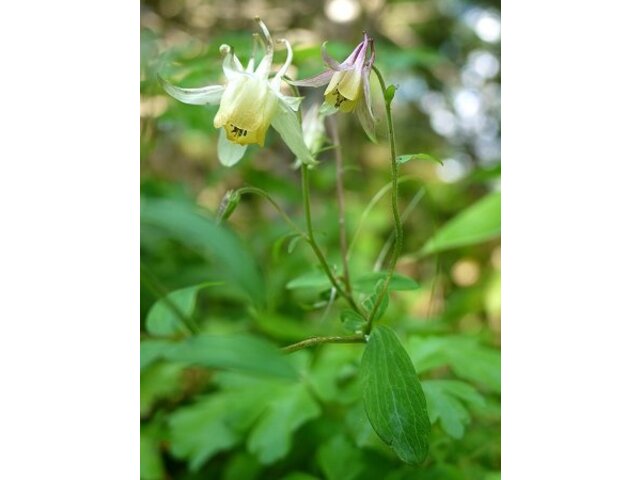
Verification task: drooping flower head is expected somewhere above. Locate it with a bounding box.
[159,18,316,167]
[291,33,376,142]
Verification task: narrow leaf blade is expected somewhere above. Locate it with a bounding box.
[423,192,501,254]
[396,153,443,166]
[165,334,298,380]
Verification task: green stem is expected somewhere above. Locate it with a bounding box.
[364,66,403,335]
[235,186,305,237]
[327,116,352,295]
[282,334,366,354]
[301,164,363,314]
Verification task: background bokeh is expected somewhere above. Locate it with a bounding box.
[141,0,500,478]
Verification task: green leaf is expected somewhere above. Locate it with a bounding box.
[247,383,321,464]
[363,280,389,323]
[141,197,265,306]
[396,153,443,166]
[353,272,420,292]
[317,435,365,480]
[251,310,316,342]
[307,345,362,404]
[271,232,300,262]
[287,234,304,254]
[422,380,486,438]
[140,362,184,416]
[140,426,164,480]
[221,452,262,480]
[340,309,366,333]
[409,335,501,392]
[140,339,173,370]
[163,334,297,379]
[168,389,265,470]
[145,283,219,336]
[384,84,397,103]
[286,270,332,290]
[281,473,320,480]
[361,326,431,465]
[423,192,501,254]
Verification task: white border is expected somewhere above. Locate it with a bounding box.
[503,1,640,478]
[0,1,139,478]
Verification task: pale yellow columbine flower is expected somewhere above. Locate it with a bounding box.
[291,33,376,142]
[159,18,316,167]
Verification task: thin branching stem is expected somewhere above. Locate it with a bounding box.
[364,66,403,335]
[301,165,363,314]
[235,186,305,237]
[282,334,366,354]
[327,116,352,294]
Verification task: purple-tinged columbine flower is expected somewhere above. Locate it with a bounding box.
[159,18,316,167]
[292,33,376,141]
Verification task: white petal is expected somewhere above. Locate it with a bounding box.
[217,131,247,166]
[289,70,333,88]
[273,38,293,82]
[220,45,244,81]
[319,101,339,116]
[271,100,318,166]
[159,75,225,105]
[356,96,377,142]
[254,18,274,78]
[280,95,304,112]
[354,71,376,142]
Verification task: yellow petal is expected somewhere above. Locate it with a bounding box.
[324,71,344,96]
[324,89,357,112]
[337,68,362,101]
[213,75,278,146]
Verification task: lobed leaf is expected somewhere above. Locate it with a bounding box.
[409,335,501,392]
[247,383,321,464]
[145,283,219,336]
[422,380,486,438]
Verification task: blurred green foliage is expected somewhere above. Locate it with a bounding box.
[141,0,500,478]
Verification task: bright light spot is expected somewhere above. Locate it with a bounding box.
[430,109,456,136]
[454,89,481,118]
[437,157,468,183]
[140,96,168,118]
[475,11,500,43]
[491,246,501,269]
[469,50,500,78]
[325,0,361,23]
[461,66,484,88]
[475,137,501,164]
[452,259,480,286]
[419,91,446,114]
[479,116,499,140]
[395,75,428,102]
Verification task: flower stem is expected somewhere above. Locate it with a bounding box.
[364,65,403,335]
[281,334,366,354]
[234,186,305,237]
[301,164,363,314]
[327,116,352,295]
